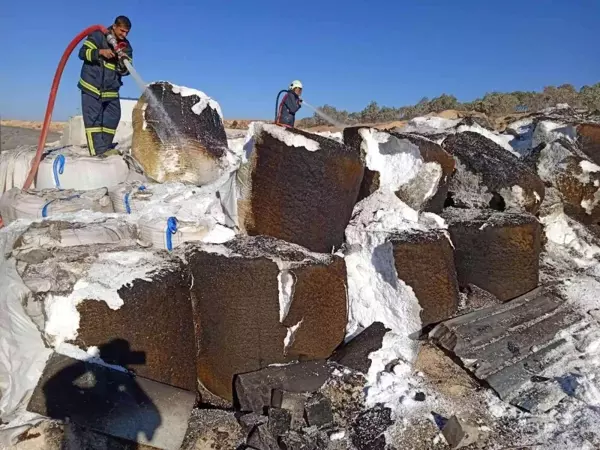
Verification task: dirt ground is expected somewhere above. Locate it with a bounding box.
[0,126,60,152]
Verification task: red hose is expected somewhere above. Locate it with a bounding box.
[21,24,108,190]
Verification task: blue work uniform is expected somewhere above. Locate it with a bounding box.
[77,27,133,155]
[277,90,302,127]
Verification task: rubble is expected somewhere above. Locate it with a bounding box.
[27,353,195,450]
[132,81,231,185]
[234,361,330,414]
[304,393,334,428]
[330,322,390,374]
[180,409,245,450]
[272,390,308,431]
[442,415,485,449]
[442,208,541,302]
[430,286,588,413]
[350,404,393,450]
[186,236,346,401]
[458,284,502,314]
[442,131,545,213]
[343,127,455,212]
[240,123,364,253]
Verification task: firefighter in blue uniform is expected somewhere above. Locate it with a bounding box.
[77,16,133,156]
[277,80,303,128]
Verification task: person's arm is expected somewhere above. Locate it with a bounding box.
[285,93,301,115]
[78,32,101,64]
[79,31,114,64]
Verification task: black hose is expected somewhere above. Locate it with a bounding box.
[275,89,287,122]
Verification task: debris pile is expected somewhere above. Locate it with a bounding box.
[1,96,600,449]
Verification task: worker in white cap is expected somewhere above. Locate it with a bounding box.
[276,80,303,128]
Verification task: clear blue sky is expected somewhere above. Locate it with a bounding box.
[1,0,598,121]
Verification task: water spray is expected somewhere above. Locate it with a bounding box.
[274,88,346,129]
[301,100,346,129]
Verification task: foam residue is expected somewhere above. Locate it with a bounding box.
[283,319,303,354]
[344,190,445,409]
[536,141,572,183]
[254,122,320,152]
[541,205,600,267]
[277,270,296,322]
[532,121,577,148]
[44,250,168,347]
[359,128,423,192]
[170,83,223,119]
[397,116,461,135]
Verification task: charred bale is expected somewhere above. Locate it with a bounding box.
[442,131,545,214]
[442,208,541,302]
[389,230,459,325]
[343,127,455,213]
[185,236,347,401]
[132,81,228,185]
[240,123,364,253]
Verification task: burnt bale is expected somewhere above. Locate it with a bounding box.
[132,81,229,185]
[12,222,197,393]
[442,208,541,302]
[442,131,545,213]
[533,138,600,224]
[389,229,460,325]
[240,123,364,253]
[343,127,455,213]
[185,236,347,402]
[578,123,600,165]
[73,258,197,391]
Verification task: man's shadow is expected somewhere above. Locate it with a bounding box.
[42,339,162,449]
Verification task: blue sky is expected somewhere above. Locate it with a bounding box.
[1,0,599,121]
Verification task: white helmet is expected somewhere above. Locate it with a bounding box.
[289,80,303,90]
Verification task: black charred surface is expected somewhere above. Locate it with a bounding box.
[443,131,545,213]
[144,81,227,158]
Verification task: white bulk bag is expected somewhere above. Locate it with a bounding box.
[137,216,234,251]
[36,147,129,191]
[0,187,114,224]
[0,146,36,195]
[108,182,154,214]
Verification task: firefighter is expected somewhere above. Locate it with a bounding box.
[77,16,133,156]
[277,80,303,128]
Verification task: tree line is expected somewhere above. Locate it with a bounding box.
[298,83,600,127]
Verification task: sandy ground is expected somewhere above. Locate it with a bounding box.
[0,120,65,134]
[1,126,61,152]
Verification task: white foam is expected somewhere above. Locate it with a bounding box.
[170,83,223,119]
[43,250,170,347]
[344,190,445,409]
[532,121,577,148]
[277,270,295,322]
[359,128,423,192]
[253,122,320,152]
